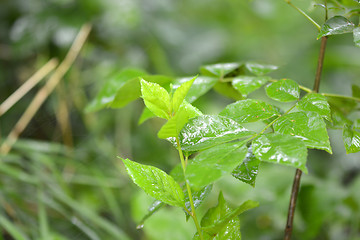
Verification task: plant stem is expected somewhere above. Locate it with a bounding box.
[285,1,321,30]
[176,138,204,240]
[284,36,328,240]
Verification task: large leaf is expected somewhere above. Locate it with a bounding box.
[232,76,270,97]
[186,141,248,189]
[354,26,360,48]
[297,93,331,121]
[245,62,278,76]
[232,146,260,187]
[111,75,173,108]
[252,133,308,173]
[220,99,280,123]
[173,76,218,103]
[273,111,332,153]
[317,16,355,39]
[184,185,213,220]
[178,115,255,152]
[200,63,241,78]
[140,80,171,119]
[172,77,196,114]
[265,79,300,102]
[85,68,147,112]
[121,158,184,207]
[343,124,360,153]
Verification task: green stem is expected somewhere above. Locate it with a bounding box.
[322,93,360,102]
[176,138,204,240]
[285,1,321,30]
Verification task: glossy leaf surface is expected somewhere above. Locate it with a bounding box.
[140,80,171,119]
[178,115,255,152]
[273,111,332,153]
[185,185,213,220]
[85,68,146,112]
[343,125,360,153]
[232,147,260,187]
[232,76,270,97]
[174,76,218,103]
[193,192,241,240]
[354,27,360,47]
[245,62,278,76]
[297,93,331,121]
[200,63,241,78]
[186,142,247,189]
[265,79,300,102]
[220,99,280,123]
[252,133,308,173]
[317,16,355,39]
[172,77,196,114]
[121,158,184,207]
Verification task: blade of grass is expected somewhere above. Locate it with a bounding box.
[0,215,29,240]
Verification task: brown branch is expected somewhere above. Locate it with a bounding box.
[284,36,328,240]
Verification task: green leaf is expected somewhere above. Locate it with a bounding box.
[232,147,260,187]
[0,215,30,240]
[265,79,300,102]
[200,63,241,78]
[317,16,355,39]
[297,93,331,121]
[181,100,203,118]
[252,133,308,173]
[185,185,213,220]
[158,107,190,139]
[85,68,147,112]
[273,111,332,154]
[178,115,255,152]
[121,158,185,207]
[138,107,156,124]
[174,76,218,103]
[137,200,165,228]
[352,84,360,98]
[213,81,243,100]
[193,192,242,240]
[354,26,360,47]
[245,62,278,76]
[232,76,270,97]
[327,96,357,114]
[220,99,280,123]
[172,76,196,114]
[140,79,171,119]
[111,75,173,109]
[343,124,360,153]
[186,141,248,189]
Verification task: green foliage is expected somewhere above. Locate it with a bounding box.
[297,93,331,121]
[265,79,300,102]
[232,76,270,97]
[317,16,355,39]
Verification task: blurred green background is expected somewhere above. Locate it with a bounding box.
[1,0,360,239]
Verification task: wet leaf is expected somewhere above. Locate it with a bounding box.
[252,133,308,173]
[354,27,360,47]
[213,81,243,100]
[327,105,352,129]
[220,99,280,123]
[85,68,146,112]
[232,147,260,187]
[297,93,331,121]
[186,142,248,189]
[185,185,213,220]
[111,75,173,108]
[317,16,355,39]
[172,77,196,114]
[232,76,270,97]
[265,79,300,102]
[173,76,218,103]
[245,62,278,76]
[343,124,360,153]
[178,115,255,152]
[140,80,171,119]
[273,111,332,153]
[121,158,184,207]
[137,200,165,228]
[200,63,241,78]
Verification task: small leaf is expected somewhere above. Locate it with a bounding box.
[273,111,332,154]
[354,26,360,48]
[179,115,255,152]
[138,107,156,125]
[121,158,185,207]
[220,99,280,123]
[174,76,218,103]
[343,124,360,153]
[137,200,165,228]
[200,63,241,78]
[232,146,260,187]
[297,93,331,121]
[140,80,171,119]
[265,79,300,102]
[252,133,308,173]
[213,82,243,100]
[245,62,278,76]
[317,16,355,39]
[185,185,213,220]
[172,77,196,114]
[232,76,270,97]
[181,100,203,119]
[186,141,248,189]
[158,107,190,139]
